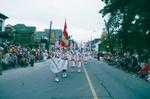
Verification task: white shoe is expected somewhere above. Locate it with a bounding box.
[78,69,81,73]
[55,77,59,82]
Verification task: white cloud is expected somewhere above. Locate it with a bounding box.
[0,0,105,42]
[68,27,101,42]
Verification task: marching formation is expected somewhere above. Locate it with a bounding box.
[48,49,91,82]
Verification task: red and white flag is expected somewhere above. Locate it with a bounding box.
[60,20,69,48]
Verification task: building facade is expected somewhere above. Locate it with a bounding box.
[35,31,47,43]
[44,29,62,45]
[0,13,8,32]
[0,13,11,45]
[13,24,36,46]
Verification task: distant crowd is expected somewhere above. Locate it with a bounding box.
[100,51,150,82]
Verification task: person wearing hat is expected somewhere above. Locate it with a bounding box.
[61,53,69,78]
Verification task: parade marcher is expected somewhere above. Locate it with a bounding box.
[83,53,88,65]
[76,53,83,73]
[61,53,68,78]
[49,52,62,82]
[69,52,76,72]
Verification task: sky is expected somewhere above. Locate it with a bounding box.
[0,0,105,42]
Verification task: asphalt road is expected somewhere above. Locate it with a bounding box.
[0,59,150,99]
[85,59,150,99]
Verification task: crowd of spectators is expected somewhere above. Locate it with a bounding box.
[100,51,150,82]
[1,43,150,83]
[0,44,49,75]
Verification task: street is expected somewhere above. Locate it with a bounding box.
[0,59,150,99]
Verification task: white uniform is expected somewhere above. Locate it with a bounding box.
[49,57,61,73]
[70,54,76,67]
[77,55,82,68]
[60,55,68,70]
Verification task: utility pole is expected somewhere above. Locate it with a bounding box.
[48,21,52,51]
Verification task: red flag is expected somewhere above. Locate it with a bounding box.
[60,20,69,48]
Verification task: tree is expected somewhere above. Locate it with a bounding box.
[100,0,150,54]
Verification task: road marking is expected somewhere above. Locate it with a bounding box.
[83,65,99,99]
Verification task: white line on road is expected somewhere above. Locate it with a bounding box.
[83,64,99,99]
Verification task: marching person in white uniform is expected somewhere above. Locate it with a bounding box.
[69,52,76,72]
[49,53,62,82]
[60,53,69,78]
[76,53,83,73]
[49,49,70,82]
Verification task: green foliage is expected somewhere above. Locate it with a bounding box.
[100,0,150,54]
